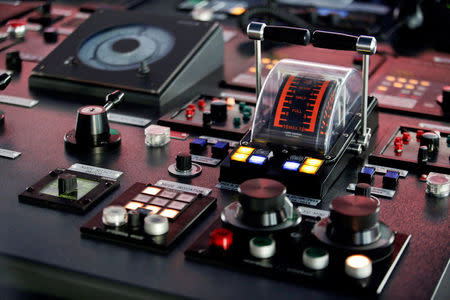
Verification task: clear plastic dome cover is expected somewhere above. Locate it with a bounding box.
[250,59,362,155]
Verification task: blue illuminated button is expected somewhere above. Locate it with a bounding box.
[357,166,375,185]
[283,161,301,171]
[212,141,230,158]
[190,138,207,154]
[383,170,400,190]
[248,155,267,165]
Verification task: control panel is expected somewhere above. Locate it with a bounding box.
[0,1,448,300]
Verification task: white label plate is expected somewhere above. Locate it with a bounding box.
[347,183,396,198]
[0,95,39,108]
[155,180,211,196]
[0,148,21,159]
[199,136,239,147]
[418,123,450,133]
[297,206,330,219]
[107,113,151,127]
[374,93,417,109]
[68,163,123,180]
[191,155,221,166]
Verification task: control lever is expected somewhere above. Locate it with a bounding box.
[0,73,12,125]
[247,22,310,99]
[312,30,377,149]
[0,73,12,90]
[64,90,124,152]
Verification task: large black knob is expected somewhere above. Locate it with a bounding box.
[239,178,286,212]
[210,100,227,123]
[237,178,288,227]
[176,152,192,171]
[326,195,380,246]
[420,132,440,158]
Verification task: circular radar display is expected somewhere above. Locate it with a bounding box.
[78,25,175,71]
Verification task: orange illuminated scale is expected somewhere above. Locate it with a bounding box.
[271,75,337,141]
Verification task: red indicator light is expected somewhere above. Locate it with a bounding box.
[210,228,233,250]
[198,99,206,110]
[402,132,411,142]
[416,130,424,139]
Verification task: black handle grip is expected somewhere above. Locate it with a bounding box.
[311,30,357,51]
[264,25,310,46]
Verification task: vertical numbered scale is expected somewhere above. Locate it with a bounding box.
[270,75,337,142]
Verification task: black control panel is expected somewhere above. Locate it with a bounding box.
[0,1,448,299]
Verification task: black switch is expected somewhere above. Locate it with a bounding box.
[6,51,22,73]
[190,138,207,154]
[58,173,77,195]
[176,152,192,171]
[212,141,229,158]
[43,27,58,43]
[382,171,400,190]
[357,166,375,185]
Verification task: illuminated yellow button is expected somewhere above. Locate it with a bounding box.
[398,77,407,83]
[385,76,395,82]
[142,186,161,196]
[345,255,372,279]
[124,201,144,210]
[249,67,256,73]
[159,208,179,219]
[226,97,235,106]
[304,158,323,167]
[266,64,273,70]
[377,86,388,91]
[409,79,418,85]
[272,59,279,64]
[231,152,249,162]
[405,84,414,90]
[236,146,255,155]
[144,205,161,214]
[230,6,246,16]
[420,81,430,87]
[261,58,271,64]
[299,165,318,174]
[393,82,403,88]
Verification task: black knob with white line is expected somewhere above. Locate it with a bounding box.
[64,90,124,152]
[168,152,202,178]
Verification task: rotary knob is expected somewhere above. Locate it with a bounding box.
[326,195,381,246]
[236,178,289,227]
[210,100,227,122]
[420,132,440,158]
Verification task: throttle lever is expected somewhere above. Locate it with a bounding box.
[247,22,310,100]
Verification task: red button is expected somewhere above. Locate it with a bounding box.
[185,108,194,119]
[6,20,26,28]
[416,130,424,139]
[187,103,196,112]
[402,132,411,142]
[209,228,233,250]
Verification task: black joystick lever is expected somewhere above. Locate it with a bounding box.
[247,22,310,99]
[311,30,376,150]
[64,90,124,152]
[0,73,12,126]
[0,73,12,90]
